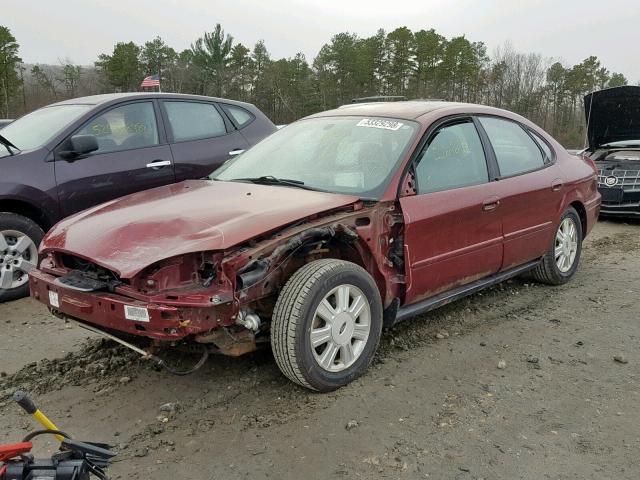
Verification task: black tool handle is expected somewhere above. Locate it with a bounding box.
[13,390,37,414]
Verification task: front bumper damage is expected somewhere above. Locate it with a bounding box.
[29,269,226,342]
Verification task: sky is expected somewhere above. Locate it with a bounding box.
[5,0,640,82]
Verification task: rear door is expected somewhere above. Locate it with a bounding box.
[160,100,250,181]
[476,116,563,270]
[399,118,503,305]
[54,100,175,217]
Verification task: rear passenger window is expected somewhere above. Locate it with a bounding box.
[164,102,227,142]
[223,105,254,127]
[479,117,544,176]
[415,121,489,194]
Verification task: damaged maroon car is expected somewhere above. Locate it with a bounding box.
[29,101,601,391]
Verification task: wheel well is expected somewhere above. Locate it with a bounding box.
[570,201,587,239]
[0,199,52,231]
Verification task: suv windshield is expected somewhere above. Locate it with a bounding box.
[213,116,418,199]
[0,104,92,153]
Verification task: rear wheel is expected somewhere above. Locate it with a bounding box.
[271,259,383,391]
[531,207,582,285]
[0,213,44,302]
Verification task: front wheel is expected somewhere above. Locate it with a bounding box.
[0,213,44,302]
[271,259,383,391]
[531,207,582,285]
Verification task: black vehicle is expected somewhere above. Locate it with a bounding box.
[0,93,277,301]
[584,86,640,218]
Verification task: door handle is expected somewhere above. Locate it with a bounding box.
[228,149,245,156]
[482,197,501,211]
[146,159,172,169]
[551,179,564,191]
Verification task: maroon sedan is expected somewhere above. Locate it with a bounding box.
[29,101,601,391]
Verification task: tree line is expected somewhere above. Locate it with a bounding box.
[0,24,630,147]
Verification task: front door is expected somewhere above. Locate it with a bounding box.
[55,101,175,217]
[399,118,503,305]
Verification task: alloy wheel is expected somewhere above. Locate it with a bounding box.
[554,217,578,273]
[0,230,38,290]
[310,284,371,372]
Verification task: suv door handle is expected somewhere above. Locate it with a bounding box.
[482,197,501,211]
[146,159,172,169]
[229,149,245,156]
[551,179,564,191]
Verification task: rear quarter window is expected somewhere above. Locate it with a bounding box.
[222,105,255,128]
[529,129,554,163]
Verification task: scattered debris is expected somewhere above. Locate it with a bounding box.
[497,360,507,370]
[613,355,629,364]
[159,402,179,413]
[134,447,149,458]
[346,420,359,430]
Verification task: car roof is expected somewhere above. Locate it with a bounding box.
[49,92,255,108]
[309,100,517,122]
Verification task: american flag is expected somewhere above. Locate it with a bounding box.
[141,74,160,88]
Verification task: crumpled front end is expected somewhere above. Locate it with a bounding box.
[28,200,404,358]
[29,250,236,342]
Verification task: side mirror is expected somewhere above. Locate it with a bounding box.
[60,135,99,160]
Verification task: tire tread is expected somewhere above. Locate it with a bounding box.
[271,259,369,390]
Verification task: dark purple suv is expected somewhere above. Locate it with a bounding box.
[0,93,276,301]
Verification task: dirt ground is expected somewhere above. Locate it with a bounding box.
[1,219,638,480]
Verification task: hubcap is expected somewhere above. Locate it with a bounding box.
[310,284,371,372]
[555,218,578,273]
[0,230,37,290]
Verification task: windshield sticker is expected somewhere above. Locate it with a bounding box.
[356,118,404,131]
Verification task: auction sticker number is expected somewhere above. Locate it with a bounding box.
[124,305,150,322]
[356,118,404,131]
[49,290,60,308]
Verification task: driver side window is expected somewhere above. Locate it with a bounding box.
[415,120,489,194]
[75,102,159,155]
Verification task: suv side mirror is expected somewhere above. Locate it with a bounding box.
[60,135,99,160]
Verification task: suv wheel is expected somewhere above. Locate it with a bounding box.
[0,213,44,302]
[531,207,582,285]
[271,259,383,391]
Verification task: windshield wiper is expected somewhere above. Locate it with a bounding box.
[229,175,318,191]
[0,134,19,155]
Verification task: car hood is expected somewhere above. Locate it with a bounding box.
[41,180,360,278]
[584,86,640,150]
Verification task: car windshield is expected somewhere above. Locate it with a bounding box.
[213,116,419,199]
[0,104,92,153]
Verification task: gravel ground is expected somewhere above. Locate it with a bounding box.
[0,219,638,480]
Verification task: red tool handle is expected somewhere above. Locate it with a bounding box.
[0,441,33,462]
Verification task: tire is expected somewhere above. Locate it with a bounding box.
[271,259,383,391]
[531,207,582,285]
[0,213,44,302]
